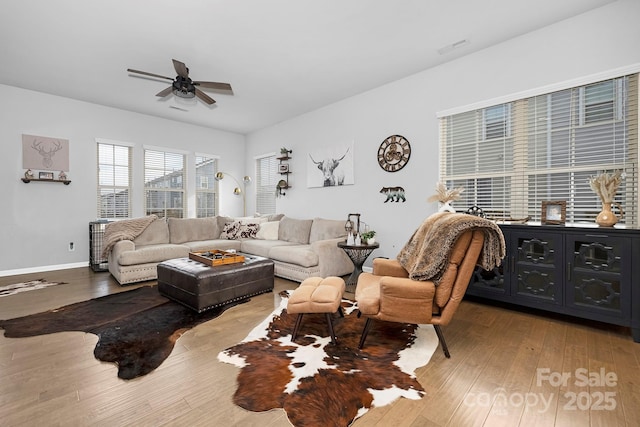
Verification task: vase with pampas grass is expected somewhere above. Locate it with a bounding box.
[427,182,464,213]
[588,170,624,227]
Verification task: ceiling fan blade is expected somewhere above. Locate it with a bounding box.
[127,68,174,81]
[172,59,190,78]
[194,81,233,93]
[195,88,216,105]
[156,86,174,98]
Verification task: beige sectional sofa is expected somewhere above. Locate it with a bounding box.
[106,215,354,285]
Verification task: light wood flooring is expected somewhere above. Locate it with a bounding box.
[1,268,639,426]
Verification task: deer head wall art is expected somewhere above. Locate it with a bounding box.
[22,134,69,171]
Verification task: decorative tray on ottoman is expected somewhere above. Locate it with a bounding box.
[188,250,245,266]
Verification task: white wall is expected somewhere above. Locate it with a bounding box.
[3,0,638,274]
[245,0,640,263]
[0,86,244,273]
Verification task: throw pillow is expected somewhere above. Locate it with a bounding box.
[220,221,241,239]
[256,221,279,240]
[237,223,259,239]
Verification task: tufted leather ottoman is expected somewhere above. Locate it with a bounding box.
[287,276,345,344]
[157,254,274,313]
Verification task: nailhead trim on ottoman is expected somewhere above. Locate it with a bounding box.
[287,276,346,344]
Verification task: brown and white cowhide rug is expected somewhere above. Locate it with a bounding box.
[0,279,66,297]
[218,291,438,427]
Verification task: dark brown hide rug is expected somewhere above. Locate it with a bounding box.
[218,291,439,427]
[0,286,245,380]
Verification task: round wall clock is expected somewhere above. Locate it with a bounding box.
[377,135,411,172]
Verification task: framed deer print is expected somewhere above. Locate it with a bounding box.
[22,134,70,172]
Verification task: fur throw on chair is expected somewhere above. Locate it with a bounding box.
[397,212,506,283]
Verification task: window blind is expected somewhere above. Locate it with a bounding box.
[255,154,278,215]
[144,149,186,218]
[195,155,218,217]
[439,73,638,226]
[97,142,132,219]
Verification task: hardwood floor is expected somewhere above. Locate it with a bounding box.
[1,268,639,426]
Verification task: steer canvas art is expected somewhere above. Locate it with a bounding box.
[307,141,354,188]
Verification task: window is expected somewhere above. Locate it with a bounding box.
[97,141,132,219]
[195,155,218,217]
[144,148,186,218]
[439,74,638,226]
[255,154,278,215]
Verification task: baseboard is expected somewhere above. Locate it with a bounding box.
[0,262,88,277]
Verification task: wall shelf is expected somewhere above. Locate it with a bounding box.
[277,151,291,196]
[22,178,71,185]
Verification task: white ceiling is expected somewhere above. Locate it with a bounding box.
[0,0,614,135]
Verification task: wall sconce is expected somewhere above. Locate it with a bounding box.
[215,172,252,216]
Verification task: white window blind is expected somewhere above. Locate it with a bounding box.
[439,73,638,226]
[255,154,278,215]
[195,155,218,217]
[97,142,132,219]
[144,149,186,218]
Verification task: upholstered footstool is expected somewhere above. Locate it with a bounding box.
[287,276,346,344]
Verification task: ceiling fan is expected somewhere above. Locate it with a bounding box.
[127,59,233,105]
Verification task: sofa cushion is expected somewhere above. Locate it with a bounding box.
[240,239,298,258]
[309,218,348,243]
[133,218,170,246]
[256,213,284,222]
[256,221,280,240]
[183,239,242,252]
[268,245,319,268]
[168,217,220,244]
[118,244,189,266]
[278,216,313,244]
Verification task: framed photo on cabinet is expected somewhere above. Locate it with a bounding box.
[541,200,566,225]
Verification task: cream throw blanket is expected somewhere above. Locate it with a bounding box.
[101,215,158,258]
[397,212,506,283]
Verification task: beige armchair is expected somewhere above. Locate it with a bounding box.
[355,228,486,358]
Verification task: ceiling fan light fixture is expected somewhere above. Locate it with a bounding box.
[128,59,232,107]
[172,77,196,99]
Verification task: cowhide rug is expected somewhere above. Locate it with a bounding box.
[0,279,66,297]
[218,291,438,427]
[0,286,245,380]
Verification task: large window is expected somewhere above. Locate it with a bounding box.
[144,148,186,218]
[195,155,218,217]
[439,74,638,226]
[255,154,278,215]
[97,141,132,219]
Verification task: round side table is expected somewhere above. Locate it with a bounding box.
[337,241,380,292]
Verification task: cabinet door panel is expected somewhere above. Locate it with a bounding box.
[512,232,563,305]
[470,264,508,295]
[567,235,630,318]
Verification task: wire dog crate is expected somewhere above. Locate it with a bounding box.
[89,220,110,272]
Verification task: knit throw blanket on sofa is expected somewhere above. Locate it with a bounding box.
[101,215,158,258]
[397,212,506,283]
